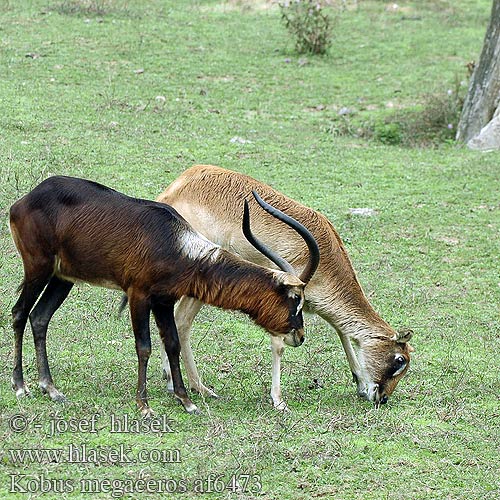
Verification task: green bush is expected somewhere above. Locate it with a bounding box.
[279,1,333,55]
[326,80,466,147]
[386,82,466,147]
[53,0,114,16]
[373,121,402,145]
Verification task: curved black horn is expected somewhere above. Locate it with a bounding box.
[243,199,295,275]
[243,190,320,284]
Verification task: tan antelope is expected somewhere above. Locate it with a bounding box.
[10,176,319,416]
[157,165,413,409]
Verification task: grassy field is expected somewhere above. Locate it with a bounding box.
[0,0,499,498]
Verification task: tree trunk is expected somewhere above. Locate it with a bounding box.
[456,0,500,144]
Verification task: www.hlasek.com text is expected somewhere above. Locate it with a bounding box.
[8,444,181,465]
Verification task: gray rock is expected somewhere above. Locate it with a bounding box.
[467,107,500,151]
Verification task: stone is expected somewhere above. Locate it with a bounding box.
[467,106,500,151]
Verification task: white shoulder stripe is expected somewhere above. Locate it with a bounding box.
[178,230,220,261]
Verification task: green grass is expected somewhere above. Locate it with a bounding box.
[1,1,499,498]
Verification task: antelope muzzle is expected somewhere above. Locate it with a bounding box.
[283,328,304,347]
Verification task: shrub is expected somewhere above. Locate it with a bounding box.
[326,79,467,147]
[279,1,333,55]
[373,121,402,145]
[386,80,466,147]
[54,0,114,16]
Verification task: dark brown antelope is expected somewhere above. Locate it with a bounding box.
[157,165,414,409]
[10,176,319,416]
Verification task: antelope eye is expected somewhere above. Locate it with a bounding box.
[392,355,407,377]
[395,355,405,366]
[292,294,304,316]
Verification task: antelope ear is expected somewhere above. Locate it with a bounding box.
[280,274,305,287]
[392,328,413,343]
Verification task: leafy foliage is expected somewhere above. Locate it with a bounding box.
[380,80,466,147]
[327,79,467,147]
[279,1,333,54]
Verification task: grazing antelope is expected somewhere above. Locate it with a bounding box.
[9,176,319,416]
[157,165,414,409]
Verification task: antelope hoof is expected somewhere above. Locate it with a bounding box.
[176,396,200,415]
[191,384,219,399]
[13,382,32,398]
[50,391,67,403]
[141,407,155,419]
[273,400,289,412]
[40,383,67,403]
[186,404,201,415]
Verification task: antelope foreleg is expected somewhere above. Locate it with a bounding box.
[29,276,73,402]
[161,297,218,398]
[153,301,199,415]
[129,291,153,417]
[270,336,288,411]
